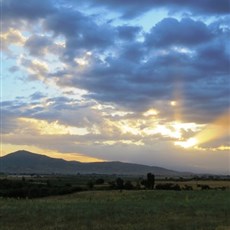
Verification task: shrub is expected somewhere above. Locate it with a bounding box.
[155,183,181,191]
[183,185,193,190]
[197,184,210,190]
[95,178,104,185]
[124,181,134,190]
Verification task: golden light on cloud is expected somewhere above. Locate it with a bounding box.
[216,146,230,151]
[175,137,198,149]
[193,112,230,146]
[119,120,141,136]
[145,121,202,140]
[194,145,230,152]
[174,112,230,150]
[143,108,159,117]
[95,140,144,146]
[153,124,181,139]
[1,28,26,47]
[19,118,89,135]
[29,60,49,74]
[110,111,134,117]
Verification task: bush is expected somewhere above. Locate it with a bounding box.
[124,181,134,190]
[155,183,181,191]
[197,184,210,190]
[116,178,124,190]
[87,181,94,190]
[183,185,193,190]
[95,178,104,185]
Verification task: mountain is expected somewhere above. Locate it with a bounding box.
[0,150,186,176]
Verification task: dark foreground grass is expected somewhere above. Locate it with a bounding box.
[0,190,229,230]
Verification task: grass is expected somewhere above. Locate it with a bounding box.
[0,190,229,230]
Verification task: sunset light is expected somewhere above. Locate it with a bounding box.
[1,1,230,229]
[194,112,230,146]
[175,138,198,149]
[19,118,89,136]
[170,101,177,106]
[1,0,229,174]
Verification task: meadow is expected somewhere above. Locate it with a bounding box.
[0,189,229,230]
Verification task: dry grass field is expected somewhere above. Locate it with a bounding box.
[0,189,229,230]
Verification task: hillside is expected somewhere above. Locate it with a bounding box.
[0,150,186,176]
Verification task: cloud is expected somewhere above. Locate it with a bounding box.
[46,15,228,123]
[78,0,230,18]
[117,25,142,40]
[30,92,46,101]
[1,28,25,53]
[146,18,213,47]
[43,8,115,63]
[2,0,230,173]
[4,0,229,123]
[25,35,52,56]
[2,0,56,20]
[19,57,51,82]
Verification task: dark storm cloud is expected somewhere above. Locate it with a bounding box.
[44,9,115,56]
[3,0,230,123]
[146,18,213,47]
[83,0,230,18]
[2,0,57,32]
[25,35,52,56]
[119,42,146,63]
[194,37,230,74]
[117,25,142,40]
[2,0,56,20]
[50,15,228,120]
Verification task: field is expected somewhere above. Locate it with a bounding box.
[1,174,230,198]
[0,189,229,230]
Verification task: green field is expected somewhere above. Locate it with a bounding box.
[0,190,229,230]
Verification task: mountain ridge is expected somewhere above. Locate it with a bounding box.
[0,150,190,176]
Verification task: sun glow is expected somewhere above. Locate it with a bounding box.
[170,101,177,106]
[153,124,182,139]
[175,138,198,149]
[193,112,230,146]
[146,121,202,140]
[174,112,230,150]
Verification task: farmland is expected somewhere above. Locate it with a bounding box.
[0,175,229,230]
[0,190,229,230]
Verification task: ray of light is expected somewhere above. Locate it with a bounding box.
[174,111,230,150]
[194,112,230,146]
[175,137,198,149]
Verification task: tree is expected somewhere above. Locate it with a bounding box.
[87,180,94,190]
[147,173,155,190]
[124,181,134,190]
[116,177,124,190]
[95,178,104,185]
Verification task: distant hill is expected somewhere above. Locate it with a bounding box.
[0,150,187,176]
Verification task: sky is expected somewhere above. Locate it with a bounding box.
[1,0,230,174]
